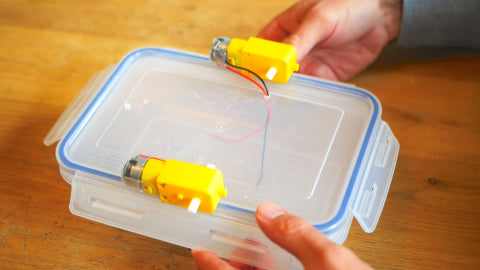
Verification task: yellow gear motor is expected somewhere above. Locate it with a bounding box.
[121,155,227,214]
[210,36,299,84]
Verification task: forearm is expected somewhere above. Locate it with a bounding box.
[396,0,480,48]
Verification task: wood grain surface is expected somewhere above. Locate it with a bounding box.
[0,1,479,269]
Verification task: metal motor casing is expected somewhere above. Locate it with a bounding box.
[209,37,231,65]
[121,155,150,192]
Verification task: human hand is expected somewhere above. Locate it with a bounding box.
[192,202,372,270]
[258,0,402,81]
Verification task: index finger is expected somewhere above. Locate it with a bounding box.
[257,0,312,41]
[257,19,290,42]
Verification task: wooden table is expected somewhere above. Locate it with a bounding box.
[1,1,479,269]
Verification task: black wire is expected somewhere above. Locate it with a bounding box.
[225,60,270,96]
[223,60,270,186]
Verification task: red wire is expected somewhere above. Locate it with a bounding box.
[212,98,271,143]
[226,66,269,97]
[211,66,272,143]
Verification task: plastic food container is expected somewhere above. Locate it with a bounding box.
[45,48,399,270]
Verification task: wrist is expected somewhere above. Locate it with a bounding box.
[380,0,403,42]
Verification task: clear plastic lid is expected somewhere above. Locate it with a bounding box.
[58,48,380,230]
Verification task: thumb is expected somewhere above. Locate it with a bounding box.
[255,203,336,267]
[282,10,337,61]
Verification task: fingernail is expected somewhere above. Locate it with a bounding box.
[191,245,210,255]
[258,203,287,220]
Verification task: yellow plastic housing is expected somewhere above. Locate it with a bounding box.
[227,37,299,84]
[140,158,227,214]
